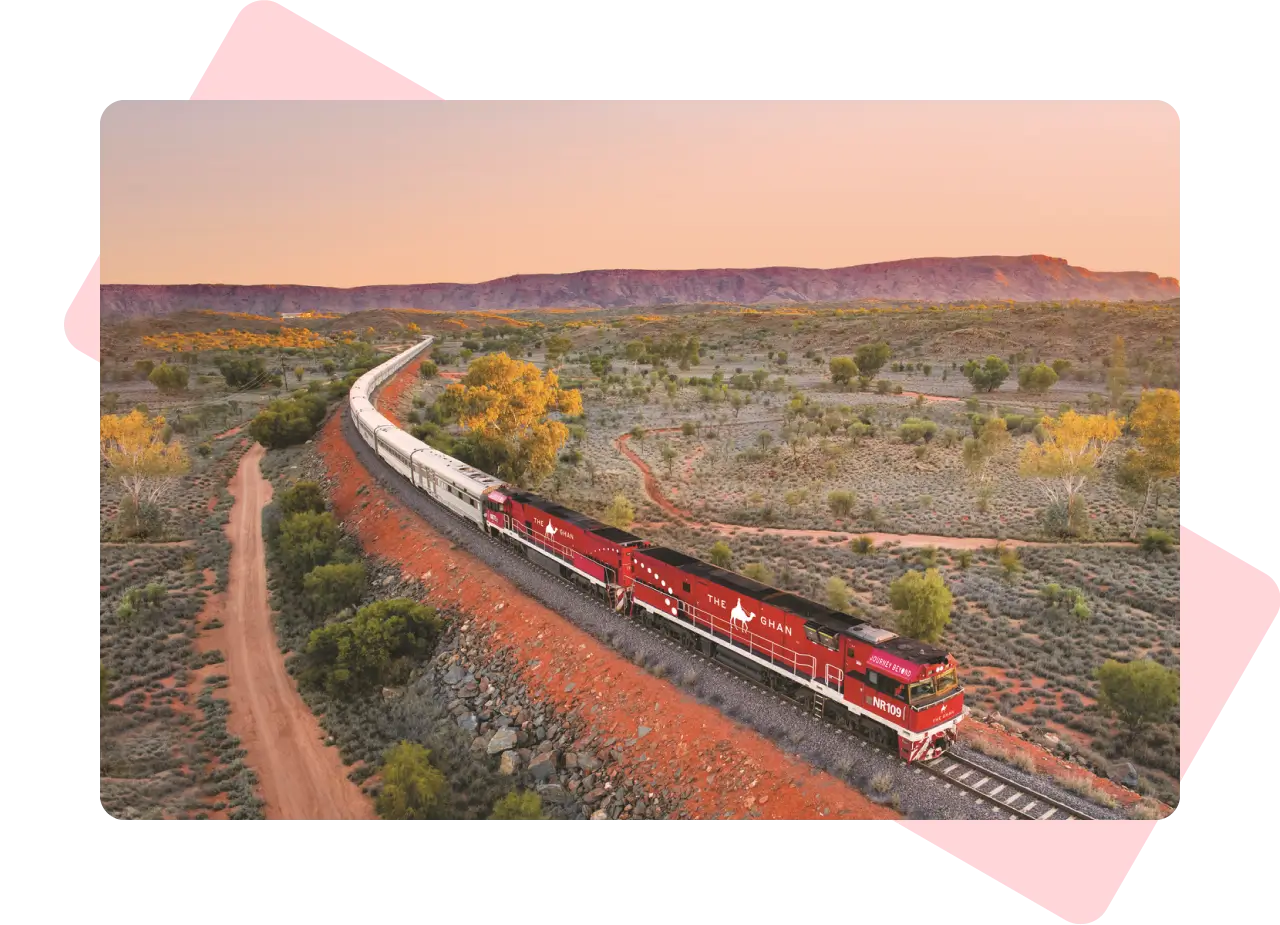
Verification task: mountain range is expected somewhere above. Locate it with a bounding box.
[100,255,1179,318]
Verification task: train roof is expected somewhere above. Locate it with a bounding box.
[508,490,647,546]
[877,635,950,664]
[638,546,864,633]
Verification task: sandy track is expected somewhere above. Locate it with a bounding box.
[214,443,374,820]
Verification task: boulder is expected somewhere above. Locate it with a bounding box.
[528,751,558,783]
[499,751,520,776]
[536,784,568,805]
[442,664,467,686]
[457,713,478,733]
[487,727,518,754]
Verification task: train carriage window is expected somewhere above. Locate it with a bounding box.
[816,629,839,650]
[803,624,819,645]
[682,581,691,593]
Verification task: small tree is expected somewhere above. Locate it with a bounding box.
[148,363,189,394]
[100,410,191,513]
[660,442,678,476]
[708,540,733,568]
[490,791,545,820]
[829,356,858,386]
[888,569,953,643]
[1119,389,1179,537]
[854,342,891,379]
[1020,411,1123,521]
[1107,335,1128,407]
[419,360,438,378]
[376,741,447,819]
[961,356,1010,393]
[826,576,852,613]
[998,544,1024,580]
[1018,363,1059,394]
[827,490,857,517]
[1095,659,1179,740]
[962,417,1010,510]
[603,494,635,530]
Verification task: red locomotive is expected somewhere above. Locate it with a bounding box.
[485,489,648,609]
[482,490,964,762]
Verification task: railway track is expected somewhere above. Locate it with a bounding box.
[342,406,1117,821]
[919,752,1096,820]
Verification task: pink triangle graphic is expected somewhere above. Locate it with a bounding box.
[901,819,1155,923]
[193,1,439,100]
[1177,524,1280,777]
[66,258,98,368]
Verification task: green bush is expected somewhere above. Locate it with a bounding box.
[376,741,447,819]
[851,535,875,555]
[827,490,857,517]
[708,540,732,568]
[490,791,545,820]
[303,561,367,616]
[1141,529,1175,554]
[898,417,938,444]
[303,598,442,697]
[889,568,953,643]
[277,511,343,584]
[249,392,328,449]
[277,480,328,516]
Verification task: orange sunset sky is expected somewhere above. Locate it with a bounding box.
[101,101,1178,287]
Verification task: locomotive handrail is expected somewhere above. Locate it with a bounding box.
[635,577,818,679]
[508,519,584,563]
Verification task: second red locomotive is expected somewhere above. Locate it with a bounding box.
[482,489,964,762]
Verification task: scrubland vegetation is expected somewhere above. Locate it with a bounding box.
[103,298,1182,812]
[390,298,1180,803]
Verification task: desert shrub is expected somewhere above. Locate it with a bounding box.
[998,545,1024,580]
[419,360,438,378]
[113,495,165,540]
[1095,659,1180,738]
[376,741,447,819]
[829,356,858,385]
[302,561,367,616]
[116,582,167,623]
[1018,363,1059,394]
[962,356,1010,392]
[826,576,852,613]
[490,790,545,820]
[956,550,973,569]
[708,540,733,568]
[148,363,189,394]
[875,379,893,395]
[276,511,343,584]
[740,562,775,584]
[681,421,697,436]
[850,535,875,555]
[898,417,938,444]
[603,494,635,530]
[303,598,442,697]
[1043,494,1091,538]
[1141,529,1175,554]
[214,355,268,388]
[277,480,327,517]
[827,490,857,517]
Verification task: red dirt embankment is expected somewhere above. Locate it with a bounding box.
[200,443,374,820]
[319,414,896,820]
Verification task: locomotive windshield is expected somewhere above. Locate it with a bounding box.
[909,669,957,705]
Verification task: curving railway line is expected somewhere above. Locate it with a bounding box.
[342,335,1122,820]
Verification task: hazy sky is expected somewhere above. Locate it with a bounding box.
[101,101,1178,286]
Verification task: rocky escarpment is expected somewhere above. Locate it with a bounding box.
[101,255,1179,318]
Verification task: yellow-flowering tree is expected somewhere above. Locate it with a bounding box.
[1118,389,1179,536]
[100,410,191,508]
[440,352,583,483]
[1019,410,1123,514]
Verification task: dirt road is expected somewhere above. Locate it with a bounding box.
[214,443,374,820]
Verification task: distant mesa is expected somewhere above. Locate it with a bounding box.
[100,255,1179,318]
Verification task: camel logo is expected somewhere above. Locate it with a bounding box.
[729,599,754,630]
[544,522,558,539]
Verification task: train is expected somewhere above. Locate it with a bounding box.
[350,336,965,762]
